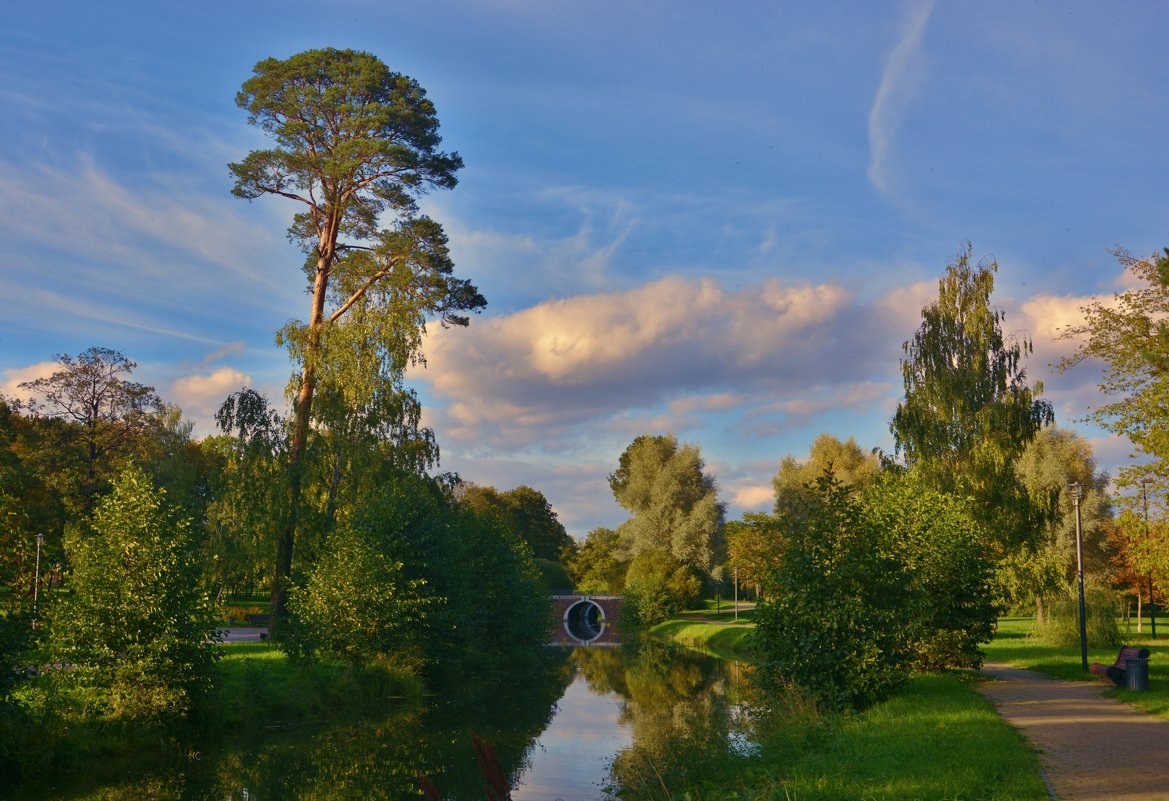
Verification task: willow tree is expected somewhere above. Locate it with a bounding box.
[230,48,485,627]
[609,434,725,575]
[891,244,1053,555]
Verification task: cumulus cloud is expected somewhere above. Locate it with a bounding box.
[414,274,913,450]
[867,0,935,193]
[731,484,774,509]
[1,362,58,403]
[169,367,253,431]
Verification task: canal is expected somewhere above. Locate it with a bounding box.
[10,641,755,800]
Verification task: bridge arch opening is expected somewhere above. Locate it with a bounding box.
[564,598,606,643]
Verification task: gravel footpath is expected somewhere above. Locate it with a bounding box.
[977,662,1169,801]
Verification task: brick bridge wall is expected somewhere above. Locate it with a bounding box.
[549,595,624,646]
[551,595,623,623]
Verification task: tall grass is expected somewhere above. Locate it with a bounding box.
[1030,589,1121,649]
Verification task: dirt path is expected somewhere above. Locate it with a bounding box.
[977,662,1169,800]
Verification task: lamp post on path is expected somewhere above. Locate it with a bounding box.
[1141,479,1157,639]
[1070,482,1088,672]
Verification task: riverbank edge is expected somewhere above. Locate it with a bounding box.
[641,612,1051,801]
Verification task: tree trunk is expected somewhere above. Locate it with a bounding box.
[1035,594,1045,625]
[269,224,337,635]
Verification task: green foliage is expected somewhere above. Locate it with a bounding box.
[610,434,725,574]
[287,473,550,671]
[230,48,485,626]
[725,512,784,597]
[754,474,918,710]
[1060,247,1169,483]
[48,466,220,721]
[865,473,996,670]
[19,347,164,515]
[623,550,704,626]
[533,558,573,593]
[1031,589,1123,650]
[773,433,879,520]
[0,607,34,707]
[459,483,573,561]
[287,512,431,667]
[892,243,1054,554]
[565,526,627,594]
[998,427,1112,610]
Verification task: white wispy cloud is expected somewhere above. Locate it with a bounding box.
[0,154,291,298]
[867,0,935,193]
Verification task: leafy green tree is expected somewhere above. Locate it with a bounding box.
[1002,427,1112,618]
[458,483,573,561]
[622,550,703,626]
[0,397,63,596]
[610,434,725,575]
[773,433,879,520]
[290,473,549,671]
[754,474,916,711]
[865,473,996,670]
[20,347,163,515]
[204,389,289,599]
[48,466,219,720]
[1060,247,1169,484]
[564,527,627,594]
[725,512,783,599]
[891,243,1054,554]
[288,507,431,667]
[230,48,486,626]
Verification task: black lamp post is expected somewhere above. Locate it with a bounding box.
[1070,481,1088,671]
[1141,479,1157,639]
[33,532,44,620]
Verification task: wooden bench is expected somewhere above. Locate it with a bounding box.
[1089,646,1150,687]
[244,613,271,627]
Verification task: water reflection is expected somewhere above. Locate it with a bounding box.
[572,642,759,799]
[7,642,756,801]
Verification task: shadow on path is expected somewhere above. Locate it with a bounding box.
[978,662,1169,801]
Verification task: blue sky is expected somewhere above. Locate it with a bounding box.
[3,1,1167,537]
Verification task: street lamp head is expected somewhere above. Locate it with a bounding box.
[1068,481,1082,501]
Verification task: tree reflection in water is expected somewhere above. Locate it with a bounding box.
[10,643,781,801]
[14,650,573,801]
[572,641,765,799]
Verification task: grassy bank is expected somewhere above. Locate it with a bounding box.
[639,606,1049,800]
[647,601,757,659]
[985,616,1169,717]
[201,642,424,726]
[3,641,424,778]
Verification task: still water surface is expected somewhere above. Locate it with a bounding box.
[14,641,753,801]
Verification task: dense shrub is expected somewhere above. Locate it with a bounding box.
[288,473,551,671]
[754,475,918,711]
[288,514,431,667]
[622,550,703,626]
[865,473,996,670]
[533,558,573,594]
[47,467,220,721]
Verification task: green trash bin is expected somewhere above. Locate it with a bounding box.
[1125,656,1150,691]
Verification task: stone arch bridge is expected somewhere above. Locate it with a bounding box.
[550,595,623,646]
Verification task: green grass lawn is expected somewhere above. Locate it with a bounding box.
[196,641,423,726]
[642,606,1048,800]
[773,673,1048,801]
[984,616,1169,717]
